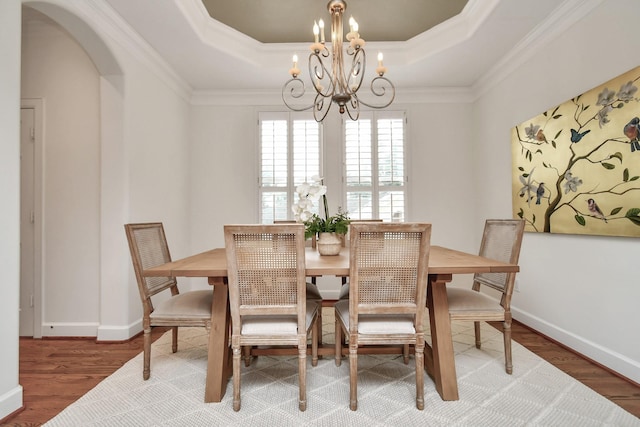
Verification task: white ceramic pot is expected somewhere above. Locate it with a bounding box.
[317,232,342,256]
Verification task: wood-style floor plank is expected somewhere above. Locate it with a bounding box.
[1,321,639,426]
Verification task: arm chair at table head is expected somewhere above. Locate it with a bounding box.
[124,222,212,380]
[224,224,320,412]
[446,218,525,374]
[334,222,431,411]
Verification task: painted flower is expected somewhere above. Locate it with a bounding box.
[597,105,613,128]
[596,87,616,106]
[563,170,583,193]
[617,81,638,102]
[518,168,537,206]
[525,123,540,140]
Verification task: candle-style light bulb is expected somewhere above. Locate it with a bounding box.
[318,19,325,43]
[313,21,319,43]
[352,20,359,33]
[349,16,355,32]
[289,53,300,77]
[377,52,384,67]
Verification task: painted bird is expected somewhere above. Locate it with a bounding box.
[587,198,607,223]
[570,128,591,143]
[536,183,545,204]
[623,117,640,152]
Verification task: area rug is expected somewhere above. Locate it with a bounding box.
[44,309,639,426]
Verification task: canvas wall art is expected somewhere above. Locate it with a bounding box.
[511,65,640,237]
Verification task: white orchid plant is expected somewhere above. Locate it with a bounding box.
[291,175,350,239]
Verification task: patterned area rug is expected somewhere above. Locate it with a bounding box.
[44,309,639,426]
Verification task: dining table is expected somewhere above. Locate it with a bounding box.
[144,245,519,403]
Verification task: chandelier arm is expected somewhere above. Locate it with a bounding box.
[346,48,366,95]
[309,52,334,97]
[344,95,360,121]
[313,92,333,122]
[356,76,396,109]
[282,78,315,111]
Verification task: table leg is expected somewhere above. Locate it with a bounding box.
[426,274,459,401]
[204,277,231,403]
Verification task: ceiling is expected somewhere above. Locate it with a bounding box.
[201,0,468,43]
[93,0,564,92]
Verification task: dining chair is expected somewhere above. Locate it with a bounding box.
[334,222,431,411]
[446,218,525,374]
[224,224,320,412]
[124,222,213,380]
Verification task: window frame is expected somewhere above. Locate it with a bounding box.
[342,110,408,222]
[258,111,323,224]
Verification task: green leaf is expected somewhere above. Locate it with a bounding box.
[626,208,640,218]
[517,209,523,219]
[611,152,623,162]
[623,168,629,182]
[552,140,557,149]
[630,176,639,181]
[518,166,524,172]
[535,149,543,154]
[625,208,640,226]
[601,163,615,170]
[532,214,536,224]
[554,129,562,139]
[552,114,562,119]
[610,207,622,215]
[574,214,586,226]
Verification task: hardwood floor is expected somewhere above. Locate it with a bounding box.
[2,321,639,426]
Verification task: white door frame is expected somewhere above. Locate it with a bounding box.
[20,98,44,338]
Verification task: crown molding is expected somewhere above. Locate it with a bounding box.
[471,0,605,100]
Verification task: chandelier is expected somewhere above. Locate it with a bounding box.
[282,0,395,122]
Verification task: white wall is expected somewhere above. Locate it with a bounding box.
[21,8,102,336]
[0,0,23,420]
[472,0,640,383]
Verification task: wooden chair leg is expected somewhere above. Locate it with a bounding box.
[243,346,252,367]
[348,340,358,411]
[311,315,319,367]
[335,313,342,367]
[172,326,178,353]
[298,342,307,411]
[403,344,410,364]
[143,328,151,380]
[415,339,425,410]
[474,321,481,349]
[232,345,242,411]
[503,319,513,374]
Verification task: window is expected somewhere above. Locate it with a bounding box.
[344,111,406,222]
[258,112,322,223]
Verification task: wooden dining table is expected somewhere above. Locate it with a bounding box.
[144,245,518,403]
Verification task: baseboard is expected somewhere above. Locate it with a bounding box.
[512,306,640,385]
[96,319,143,342]
[40,322,100,338]
[0,385,23,422]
